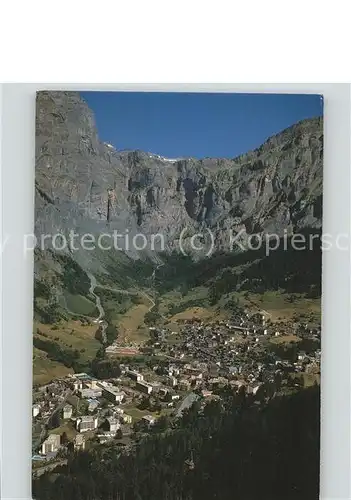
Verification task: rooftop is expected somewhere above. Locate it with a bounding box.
[103,385,124,396]
[80,415,97,423]
[45,434,61,444]
[142,415,155,423]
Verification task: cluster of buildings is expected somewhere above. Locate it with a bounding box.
[32,373,133,462]
[41,431,85,457]
[33,308,321,469]
[32,381,71,421]
[143,310,321,398]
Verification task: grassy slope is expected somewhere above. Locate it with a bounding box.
[33,238,321,383]
[158,285,320,324]
[118,304,151,343]
[61,291,98,316]
[33,347,74,385]
[238,290,320,320]
[33,320,101,384]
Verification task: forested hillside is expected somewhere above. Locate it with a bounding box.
[33,385,320,500]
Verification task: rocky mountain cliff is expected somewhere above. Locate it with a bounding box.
[35,91,323,288]
[121,118,322,253]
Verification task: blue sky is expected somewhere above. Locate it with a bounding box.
[80,91,323,159]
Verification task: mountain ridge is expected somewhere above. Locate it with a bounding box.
[34,91,323,312]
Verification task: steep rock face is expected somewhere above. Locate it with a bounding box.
[35,91,149,277]
[35,91,323,276]
[120,118,323,252]
[36,91,129,227]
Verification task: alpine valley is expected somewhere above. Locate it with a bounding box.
[32,91,322,500]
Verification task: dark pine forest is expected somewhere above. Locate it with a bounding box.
[33,385,320,500]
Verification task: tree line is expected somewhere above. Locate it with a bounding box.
[33,384,320,500]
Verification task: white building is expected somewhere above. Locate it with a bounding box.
[126,370,144,382]
[159,388,169,398]
[106,417,120,433]
[76,416,98,433]
[102,385,125,403]
[63,404,73,420]
[32,404,41,418]
[179,379,191,390]
[88,400,99,412]
[167,376,177,387]
[136,381,153,394]
[122,414,133,424]
[79,388,102,399]
[41,434,60,455]
[73,381,83,391]
[74,434,85,451]
[98,432,116,444]
[168,366,180,376]
[85,379,99,389]
[142,415,155,427]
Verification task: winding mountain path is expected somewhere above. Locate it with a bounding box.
[87,272,107,343]
[86,259,164,343]
[94,260,164,313]
[87,273,105,321]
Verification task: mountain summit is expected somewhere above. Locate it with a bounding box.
[34,91,322,297]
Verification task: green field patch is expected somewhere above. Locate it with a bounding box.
[159,286,210,317]
[235,290,320,321]
[34,320,101,371]
[33,347,73,385]
[62,291,98,316]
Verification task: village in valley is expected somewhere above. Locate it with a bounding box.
[30,90,324,500]
[32,302,321,476]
